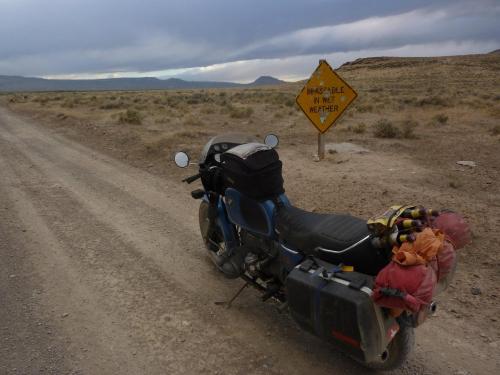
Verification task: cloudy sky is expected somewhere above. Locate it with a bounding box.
[1,0,499,82]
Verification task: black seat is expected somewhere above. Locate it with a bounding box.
[275,205,390,275]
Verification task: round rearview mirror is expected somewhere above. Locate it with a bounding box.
[174,152,190,168]
[264,134,279,148]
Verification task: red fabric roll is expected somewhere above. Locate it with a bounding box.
[436,241,457,281]
[432,212,471,249]
[373,262,437,313]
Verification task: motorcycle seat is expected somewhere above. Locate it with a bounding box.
[275,205,389,275]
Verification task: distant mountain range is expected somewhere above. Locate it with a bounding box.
[0,74,286,92]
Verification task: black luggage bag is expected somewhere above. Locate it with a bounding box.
[220,143,284,200]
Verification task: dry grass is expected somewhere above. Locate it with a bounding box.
[373,118,419,139]
[351,123,367,134]
[491,125,500,135]
[373,119,399,138]
[228,105,253,119]
[119,109,142,125]
[183,115,204,127]
[3,53,498,158]
[400,119,419,139]
[433,113,449,125]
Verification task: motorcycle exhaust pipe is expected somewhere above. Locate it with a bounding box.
[428,301,437,315]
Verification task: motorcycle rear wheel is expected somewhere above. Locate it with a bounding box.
[365,323,415,371]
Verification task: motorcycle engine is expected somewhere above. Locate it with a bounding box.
[240,230,280,279]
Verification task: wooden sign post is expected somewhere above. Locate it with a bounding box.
[318,132,325,160]
[296,60,358,160]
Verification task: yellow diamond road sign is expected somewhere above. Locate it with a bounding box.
[296,60,357,134]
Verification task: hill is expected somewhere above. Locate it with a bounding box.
[338,53,499,71]
[0,75,286,92]
[250,76,285,86]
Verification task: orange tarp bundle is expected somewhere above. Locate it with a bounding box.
[392,228,445,266]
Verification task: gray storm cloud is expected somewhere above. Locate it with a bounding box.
[0,0,498,79]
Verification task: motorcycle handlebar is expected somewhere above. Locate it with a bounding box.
[182,173,201,184]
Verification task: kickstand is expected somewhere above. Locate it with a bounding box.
[215,282,249,309]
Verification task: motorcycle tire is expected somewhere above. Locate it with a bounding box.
[365,322,415,371]
[199,201,241,278]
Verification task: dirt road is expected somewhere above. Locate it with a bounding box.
[0,107,495,375]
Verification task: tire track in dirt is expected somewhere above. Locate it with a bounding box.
[0,183,71,375]
[0,153,147,374]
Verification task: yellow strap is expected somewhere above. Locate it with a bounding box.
[367,204,416,230]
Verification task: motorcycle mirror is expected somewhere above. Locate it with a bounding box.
[264,134,279,148]
[214,153,221,163]
[174,151,190,168]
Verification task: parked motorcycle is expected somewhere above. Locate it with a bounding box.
[174,134,449,370]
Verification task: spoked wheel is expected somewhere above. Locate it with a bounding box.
[365,323,415,371]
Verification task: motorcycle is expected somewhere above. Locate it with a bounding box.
[174,134,445,370]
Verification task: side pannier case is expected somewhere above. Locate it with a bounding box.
[220,143,284,200]
[285,258,398,363]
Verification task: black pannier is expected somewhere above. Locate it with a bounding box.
[221,143,284,200]
[286,257,397,363]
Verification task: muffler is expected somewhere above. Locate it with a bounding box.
[428,301,437,315]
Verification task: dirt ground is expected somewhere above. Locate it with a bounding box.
[1,53,499,374]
